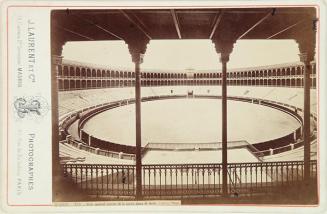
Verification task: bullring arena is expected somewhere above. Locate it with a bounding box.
[57,59,317,201]
[52,8,318,204]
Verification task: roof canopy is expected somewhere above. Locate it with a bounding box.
[51,7,317,60]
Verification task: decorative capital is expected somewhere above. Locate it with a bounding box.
[295,18,316,64]
[298,53,308,64]
[126,37,150,64]
[211,38,235,63]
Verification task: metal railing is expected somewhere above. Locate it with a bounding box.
[62,160,317,198]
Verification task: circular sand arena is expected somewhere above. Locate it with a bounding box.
[82,99,300,146]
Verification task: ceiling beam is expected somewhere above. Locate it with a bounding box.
[209,11,223,39]
[171,9,182,39]
[266,20,303,39]
[72,14,124,40]
[237,9,275,40]
[120,10,152,40]
[54,24,94,41]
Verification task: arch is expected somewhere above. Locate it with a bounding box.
[92,80,96,88]
[63,79,69,89]
[69,66,75,77]
[81,80,86,89]
[58,79,63,90]
[124,72,128,78]
[92,69,96,77]
[281,79,286,86]
[277,79,281,86]
[70,80,75,89]
[97,80,101,88]
[76,80,81,89]
[297,66,302,75]
[102,70,106,77]
[119,71,124,78]
[63,66,69,76]
[76,67,81,77]
[111,70,115,78]
[87,69,91,77]
[291,78,295,87]
[97,69,101,77]
[58,65,63,76]
[111,80,115,87]
[259,79,263,85]
[115,71,119,78]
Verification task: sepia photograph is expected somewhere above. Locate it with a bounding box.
[51,6,318,205]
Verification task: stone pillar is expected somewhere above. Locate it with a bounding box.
[127,38,149,200]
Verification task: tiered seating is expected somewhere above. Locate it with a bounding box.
[59,142,133,164]
[59,85,317,164]
[59,86,317,117]
[263,140,317,161]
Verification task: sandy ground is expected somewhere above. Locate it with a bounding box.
[82,99,300,146]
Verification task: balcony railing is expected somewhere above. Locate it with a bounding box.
[62,160,317,199]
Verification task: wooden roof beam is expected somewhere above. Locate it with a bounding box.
[267,20,303,39]
[120,10,152,40]
[54,24,94,41]
[209,11,223,39]
[72,14,124,40]
[171,9,182,39]
[237,9,275,40]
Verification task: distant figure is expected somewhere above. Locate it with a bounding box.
[171,89,173,94]
[207,89,210,94]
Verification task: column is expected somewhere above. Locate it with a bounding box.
[221,53,229,196]
[296,17,316,185]
[127,38,149,200]
[212,39,234,197]
[299,52,312,184]
[51,23,66,199]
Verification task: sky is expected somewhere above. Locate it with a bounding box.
[62,39,300,72]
